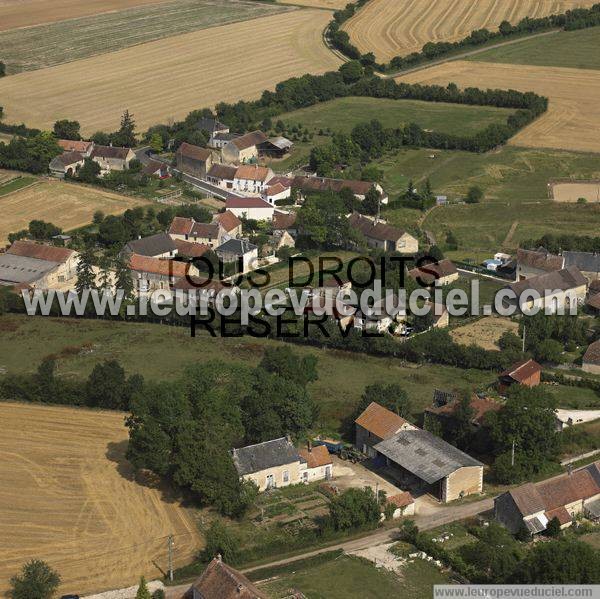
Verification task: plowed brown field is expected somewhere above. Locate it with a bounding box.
[398,61,600,154]
[0,402,201,596]
[0,0,172,32]
[344,0,597,63]
[0,10,339,134]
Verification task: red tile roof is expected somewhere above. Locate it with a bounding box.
[517,248,564,272]
[298,444,332,469]
[537,469,599,510]
[266,182,287,196]
[58,139,93,153]
[169,216,193,236]
[191,557,267,599]
[272,211,297,230]
[128,254,189,277]
[587,294,600,311]
[173,239,210,258]
[583,340,600,366]
[235,164,271,182]
[355,402,410,441]
[425,396,502,426]
[387,491,414,508]
[500,359,542,383]
[545,506,571,526]
[214,210,242,233]
[226,197,273,209]
[91,145,132,160]
[231,130,268,151]
[348,212,406,243]
[7,240,74,263]
[408,259,458,285]
[177,142,211,162]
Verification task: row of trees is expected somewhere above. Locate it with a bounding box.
[0,132,62,173]
[524,233,600,254]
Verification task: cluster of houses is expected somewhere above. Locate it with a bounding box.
[49,139,135,178]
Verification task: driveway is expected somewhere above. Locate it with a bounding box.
[330,455,404,496]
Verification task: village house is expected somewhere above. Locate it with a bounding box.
[505,266,588,313]
[190,556,267,599]
[582,340,600,375]
[563,250,600,282]
[262,230,295,256]
[257,136,294,159]
[141,159,170,179]
[587,290,600,314]
[298,443,333,483]
[175,142,213,179]
[272,211,298,237]
[292,175,388,204]
[57,139,94,157]
[516,247,564,281]
[128,253,198,297]
[0,240,79,290]
[195,117,229,138]
[212,210,242,239]
[498,358,542,394]
[168,216,223,248]
[225,197,276,221]
[355,401,418,458]
[205,164,237,189]
[171,239,210,260]
[233,165,274,195]
[123,232,177,258]
[354,293,405,334]
[495,462,600,534]
[90,145,135,174]
[208,131,240,150]
[264,181,291,204]
[232,437,303,492]
[221,130,268,164]
[348,213,419,253]
[49,151,85,178]
[386,492,415,519]
[409,259,459,287]
[215,238,258,274]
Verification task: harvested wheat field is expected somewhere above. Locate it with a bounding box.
[551,181,600,203]
[0,179,149,244]
[0,10,339,134]
[0,402,201,595]
[343,0,596,63]
[0,0,173,32]
[450,316,519,351]
[279,0,349,8]
[398,61,600,154]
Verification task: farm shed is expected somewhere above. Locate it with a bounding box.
[175,142,213,179]
[373,429,483,503]
[191,556,267,599]
[498,359,542,393]
[258,136,293,158]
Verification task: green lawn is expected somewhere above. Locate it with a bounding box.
[377,146,600,261]
[0,0,290,73]
[548,385,600,410]
[0,315,494,431]
[257,554,451,598]
[468,27,600,70]
[0,175,37,196]
[279,96,514,137]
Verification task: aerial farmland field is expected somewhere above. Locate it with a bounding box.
[398,60,600,154]
[343,0,597,63]
[0,10,340,134]
[0,401,201,596]
[0,0,292,74]
[0,177,149,244]
[0,0,174,31]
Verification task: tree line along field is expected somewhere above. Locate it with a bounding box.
[397,60,600,154]
[278,0,350,7]
[342,0,598,63]
[467,25,600,70]
[0,177,150,245]
[0,0,174,31]
[0,0,293,74]
[0,401,201,596]
[279,96,514,137]
[0,315,491,431]
[0,10,339,134]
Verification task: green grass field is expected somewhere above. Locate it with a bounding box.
[0,0,290,73]
[280,97,514,137]
[0,175,37,196]
[468,27,600,70]
[0,315,493,431]
[377,146,600,261]
[256,554,451,598]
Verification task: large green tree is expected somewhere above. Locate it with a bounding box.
[354,382,411,420]
[53,119,81,140]
[9,560,60,599]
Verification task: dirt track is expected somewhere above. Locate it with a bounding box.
[0,402,201,596]
[0,10,339,134]
[398,60,600,154]
[343,0,597,63]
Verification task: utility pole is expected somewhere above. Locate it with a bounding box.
[167,535,174,582]
[511,440,516,467]
[522,325,526,353]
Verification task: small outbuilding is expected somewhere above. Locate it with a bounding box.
[582,340,600,375]
[498,358,542,394]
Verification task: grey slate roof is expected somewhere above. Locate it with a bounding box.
[124,233,176,257]
[0,253,59,284]
[373,429,482,484]
[216,238,257,256]
[507,266,588,297]
[563,251,600,274]
[196,117,228,133]
[232,437,300,476]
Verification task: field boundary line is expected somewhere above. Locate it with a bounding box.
[0,179,41,198]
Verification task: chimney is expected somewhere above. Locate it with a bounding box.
[307,439,312,453]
